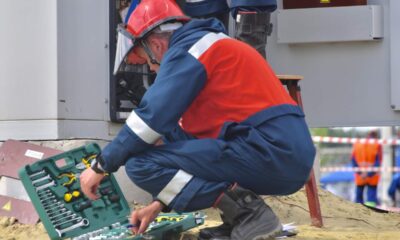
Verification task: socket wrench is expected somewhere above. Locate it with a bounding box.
[55,218,89,238]
[36,180,56,191]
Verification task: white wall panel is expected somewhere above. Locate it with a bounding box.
[57,0,110,120]
[390,0,400,111]
[270,0,399,127]
[0,0,58,120]
[277,6,383,44]
[0,0,111,140]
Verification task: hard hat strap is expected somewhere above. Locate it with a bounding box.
[141,40,160,65]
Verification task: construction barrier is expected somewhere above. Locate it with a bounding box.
[312,136,400,145]
[314,136,400,173]
[320,166,400,173]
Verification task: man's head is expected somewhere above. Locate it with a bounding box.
[367,130,379,139]
[113,0,190,74]
[126,24,180,73]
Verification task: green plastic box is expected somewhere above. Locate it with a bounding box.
[19,143,130,239]
[19,143,205,240]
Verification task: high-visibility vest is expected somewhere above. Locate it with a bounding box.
[352,142,382,186]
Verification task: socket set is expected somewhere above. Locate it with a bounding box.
[19,143,205,239]
[72,212,205,240]
[19,143,130,239]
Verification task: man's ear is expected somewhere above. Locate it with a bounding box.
[149,38,168,55]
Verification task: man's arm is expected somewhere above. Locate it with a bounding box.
[100,48,207,173]
[367,145,383,177]
[130,201,164,234]
[351,149,362,175]
[81,48,207,199]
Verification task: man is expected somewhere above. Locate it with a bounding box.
[80,0,315,239]
[388,174,400,207]
[388,143,400,207]
[351,131,382,207]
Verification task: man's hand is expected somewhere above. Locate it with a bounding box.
[130,201,164,234]
[79,168,105,200]
[361,172,368,179]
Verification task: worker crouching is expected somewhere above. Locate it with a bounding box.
[80,1,316,239]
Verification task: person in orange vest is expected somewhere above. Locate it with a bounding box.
[351,131,382,207]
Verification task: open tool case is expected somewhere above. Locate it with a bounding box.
[19,143,204,240]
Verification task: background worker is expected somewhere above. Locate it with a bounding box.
[388,174,400,207]
[388,138,400,207]
[80,0,315,239]
[351,131,382,207]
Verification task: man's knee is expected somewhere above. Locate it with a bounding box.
[125,157,159,190]
[125,156,183,197]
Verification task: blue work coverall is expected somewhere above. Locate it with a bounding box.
[101,18,315,212]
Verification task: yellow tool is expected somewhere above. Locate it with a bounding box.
[81,155,97,169]
[154,216,184,223]
[57,172,78,187]
[64,190,81,203]
[82,155,109,176]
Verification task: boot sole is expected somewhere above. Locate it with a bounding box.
[251,224,283,240]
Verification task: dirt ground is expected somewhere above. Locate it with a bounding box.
[1,140,399,239]
[1,187,399,240]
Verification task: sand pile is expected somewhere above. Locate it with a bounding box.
[1,140,399,239]
[1,187,400,240]
[182,188,400,240]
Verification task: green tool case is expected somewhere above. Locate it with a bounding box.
[19,143,130,239]
[19,143,204,240]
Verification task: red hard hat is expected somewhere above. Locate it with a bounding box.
[113,0,190,74]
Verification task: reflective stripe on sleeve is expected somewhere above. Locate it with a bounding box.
[157,170,193,206]
[126,110,161,144]
[188,32,230,59]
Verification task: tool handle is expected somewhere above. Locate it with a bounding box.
[109,194,120,203]
[74,200,92,212]
[100,187,113,195]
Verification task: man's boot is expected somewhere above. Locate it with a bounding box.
[235,11,272,59]
[198,213,232,240]
[213,185,282,240]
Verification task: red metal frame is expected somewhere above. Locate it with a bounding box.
[280,76,323,228]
